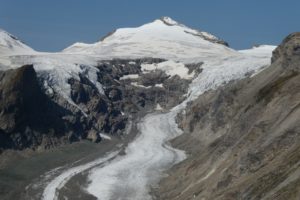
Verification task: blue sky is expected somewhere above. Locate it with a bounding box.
[0,0,299,51]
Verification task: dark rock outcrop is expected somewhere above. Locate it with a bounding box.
[0,65,81,150]
[158,33,300,200]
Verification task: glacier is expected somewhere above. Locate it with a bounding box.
[0,17,276,200]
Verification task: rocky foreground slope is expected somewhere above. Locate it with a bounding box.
[157,33,300,200]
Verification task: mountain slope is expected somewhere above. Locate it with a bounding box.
[158,33,300,200]
[0,65,87,150]
[0,29,34,55]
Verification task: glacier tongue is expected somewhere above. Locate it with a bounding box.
[80,44,276,200]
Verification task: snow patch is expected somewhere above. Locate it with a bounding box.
[120,74,140,80]
[131,82,151,88]
[155,104,163,111]
[63,17,234,62]
[141,60,194,79]
[100,133,112,140]
[154,83,164,88]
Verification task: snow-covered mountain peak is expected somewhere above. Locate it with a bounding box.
[0,29,34,55]
[100,16,228,47]
[63,17,232,62]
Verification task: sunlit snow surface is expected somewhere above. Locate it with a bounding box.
[0,29,35,55]
[141,60,194,79]
[63,18,235,62]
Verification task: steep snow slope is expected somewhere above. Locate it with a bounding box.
[0,29,35,55]
[63,17,234,62]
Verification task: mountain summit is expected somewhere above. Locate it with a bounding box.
[63,17,232,61]
[0,29,34,55]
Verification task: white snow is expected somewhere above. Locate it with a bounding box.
[130,82,150,88]
[120,74,140,80]
[237,45,276,77]
[141,60,194,79]
[100,133,112,140]
[85,113,186,200]
[239,45,276,57]
[0,29,35,55]
[63,17,235,63]
[155,104,163,111]
[154,83,164,88]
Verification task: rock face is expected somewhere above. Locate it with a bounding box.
[158,33,300,200]
[0,65,90,150]
[0,59,199,152]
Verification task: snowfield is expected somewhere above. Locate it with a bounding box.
[0,17,276,200]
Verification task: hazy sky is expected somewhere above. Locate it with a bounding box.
[0,0,299,52]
